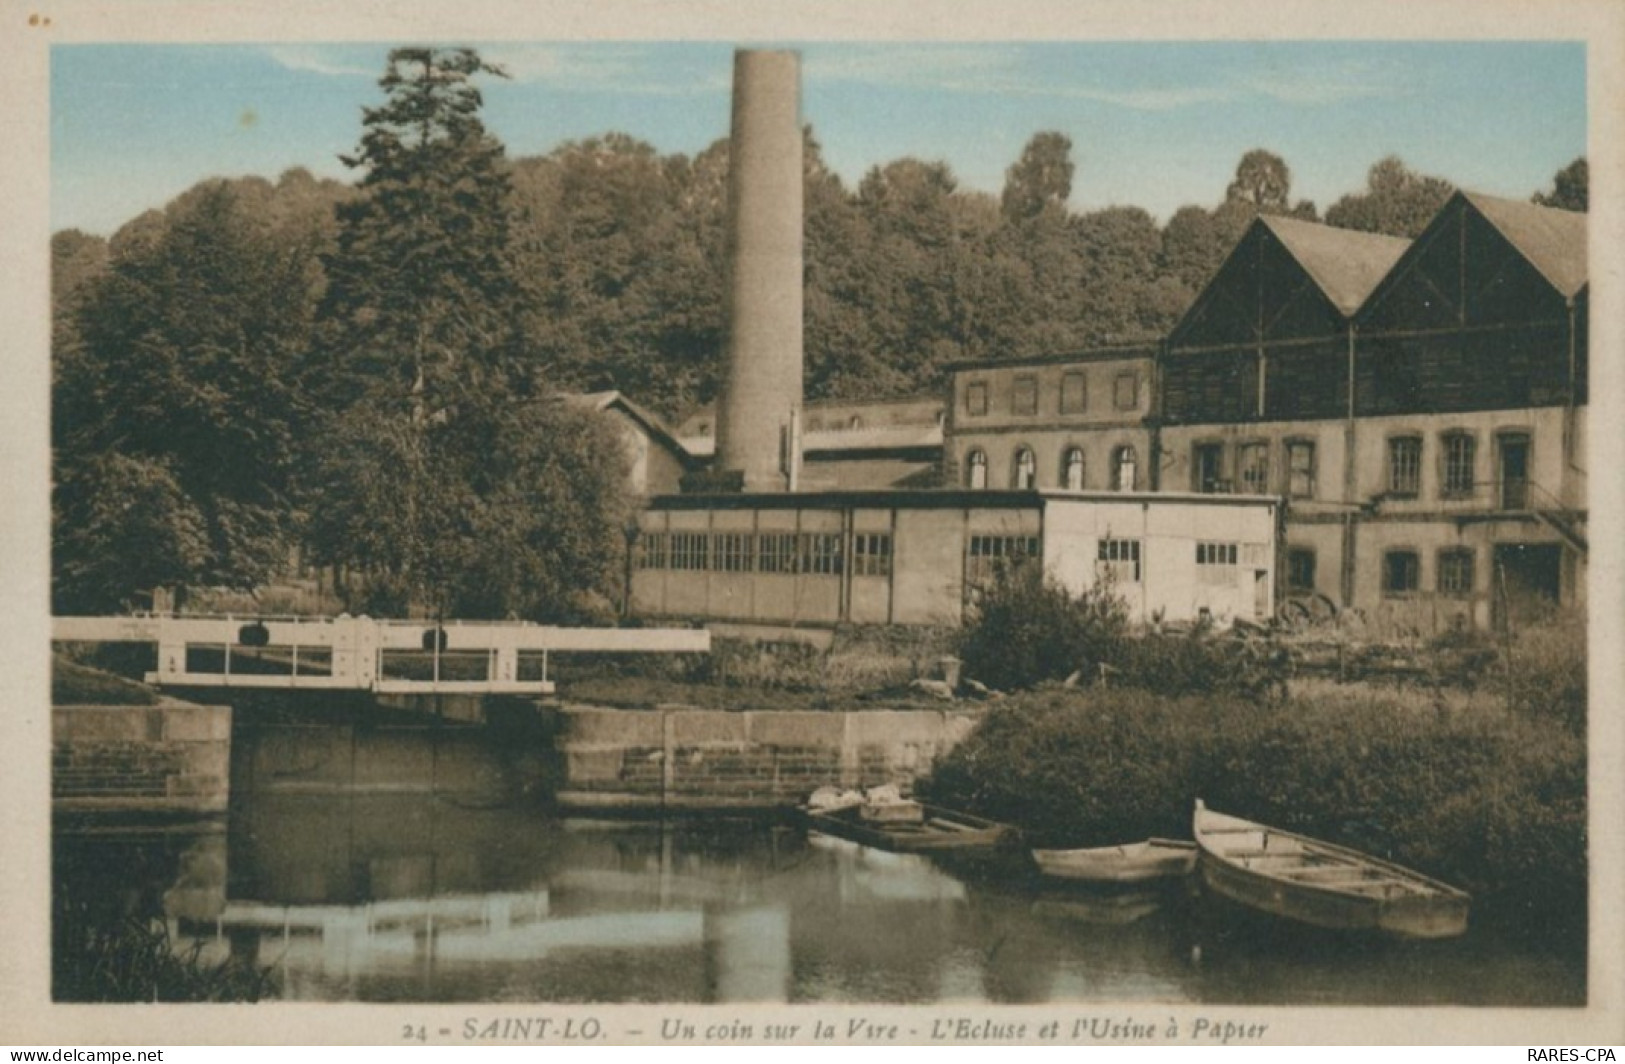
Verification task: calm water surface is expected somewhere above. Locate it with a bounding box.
[54,794,1584,1006]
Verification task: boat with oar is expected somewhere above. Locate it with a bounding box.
[1031,838,1198,886]
[1192,800,1470,939]
[795,786,1017,855]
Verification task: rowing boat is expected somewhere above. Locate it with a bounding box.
[1031,838,1198,885]
[1192,799,1470,939]
[796,802,1017,854]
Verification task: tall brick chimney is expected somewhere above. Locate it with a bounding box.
[712,49,804,493]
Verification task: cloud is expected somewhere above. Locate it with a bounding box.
[479,44,727,95]
[264,45,375,79]
[1237,60,1408,106]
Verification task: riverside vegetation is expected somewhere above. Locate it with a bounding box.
[926,567,1588,946]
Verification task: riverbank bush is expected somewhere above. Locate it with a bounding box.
[957,565,1128,690]
[924,677,1585,941]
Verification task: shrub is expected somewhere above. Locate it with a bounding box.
[957,564,1128,690]
[1113,631,1292,702]
[1497,617,1586,733]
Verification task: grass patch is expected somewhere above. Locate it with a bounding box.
[52,655,160,705]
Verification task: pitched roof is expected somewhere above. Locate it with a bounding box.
[1461,191,1588,298]
[570,390,694,463]
[1258,215,1411,316]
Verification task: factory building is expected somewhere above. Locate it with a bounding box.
[618,48,1281,636]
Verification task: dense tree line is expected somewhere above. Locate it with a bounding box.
[48,46,1588,615]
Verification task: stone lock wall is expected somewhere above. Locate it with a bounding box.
[52,703,231,816]
[555,707,980,811]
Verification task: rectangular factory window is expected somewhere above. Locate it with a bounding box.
[1196,541,1239,586]
[965,381,988,416]
[802,533,844,576]
[966,535,1039,587]
[1285,440,1317,499]
[1441,431,1477,498]
[1388,436,1422,498]
[1237,441,1270,495]
[1096,537,1142,584]
[756,532,799,574]
[1382,550,1420,595]
[1011,375,1038,416]
[1286,548,1317,594]
[713,532,754,573]
[1437,548,1475,595]
[1193,443,1226,494]
[637,532,668,570]
[852,533,893,577]
[1060,371,1087,415]
[670,532,710,572]
[1112,371,1139,411]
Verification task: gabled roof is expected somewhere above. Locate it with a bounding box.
[571,390,696,465]
[1460,191,1587,298]
[1257,215,1411,316]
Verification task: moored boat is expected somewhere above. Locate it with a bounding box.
[1031,838,1198,885]
[796,801,1017,855]
[1192,799,1471,939]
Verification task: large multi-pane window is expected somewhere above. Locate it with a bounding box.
[1012,375,1038,416]
[1060,372,1087,414]
[1382,550,1420,595]
[1097,537,1142,583]
[1237,442,1270,495]
[1195,541,1239,586]
[713,533,753,573]
[1442,432,1477,498]
[757,533,798,574]
[670,532,710,571]
[1388,436,1422,497]
[1285,440,1316,499]
[966,535,1039,587]
[1437,548,1474,595]
[803,533,844,576]
[853,533,892,577]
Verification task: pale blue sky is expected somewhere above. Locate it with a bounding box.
[51,41,1586,236]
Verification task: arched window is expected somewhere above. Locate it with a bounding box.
[1063,447,1085,491]
[1113,445,1137,492]
[966,449,988,489]
[1013,447,1037,489]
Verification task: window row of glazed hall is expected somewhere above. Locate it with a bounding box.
[638,531,884,577]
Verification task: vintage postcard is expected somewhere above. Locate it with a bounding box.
[3,0,1621,1048]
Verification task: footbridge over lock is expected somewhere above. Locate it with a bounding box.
[52,614,711,696]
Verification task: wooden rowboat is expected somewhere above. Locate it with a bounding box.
[1031,838,1198,885]
[1193,800,1470,939]
[796,802,1017,855]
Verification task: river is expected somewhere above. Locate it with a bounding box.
[53,791,1584,1006]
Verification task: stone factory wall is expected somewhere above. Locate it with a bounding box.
[555,706,980,812]
[52,702,231,816]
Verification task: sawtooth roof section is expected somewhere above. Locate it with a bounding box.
[1258,215,1411,317]
[1461,191,1588,298]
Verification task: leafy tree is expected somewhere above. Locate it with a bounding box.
[1533,157,1587,212]
[310,47,627,621]
[53,181,323,611]
[1324,155,1453,237]
[1001,132,1075,223]
[1226,149,1292,211]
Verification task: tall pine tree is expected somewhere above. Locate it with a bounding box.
[310,48,628,621]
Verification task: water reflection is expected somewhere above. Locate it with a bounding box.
[54,794,1586,1006]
